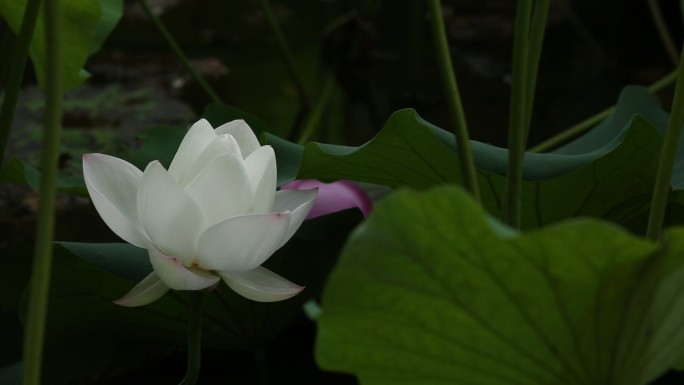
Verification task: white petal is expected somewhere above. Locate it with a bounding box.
[149,243,220,290]
[244,146,277,214]
[168,119,217,185]
[218,267,303,302]
[177,134,244,187]
[214,119,261,158]
[83,154,149,248]
[196,212,291,271]
[114,272,170,307]
[137,161,206,264]
[273,188,318,247]
[181,134,243,187]
[185,154,253,226]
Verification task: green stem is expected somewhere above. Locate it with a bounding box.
[427,0,480,202]
[297,75,335,145]
[647,0,679,66]
[0,0,42,167]
[138,0,223,105]
[22,0,62,382]
[530,70,678,153]
[501,0,533,228]
[259,0,310,109]
[646,44,684,241]
[179,291,203,385]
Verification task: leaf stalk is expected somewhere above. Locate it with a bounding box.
[427,0,480,202]
[646,44,684,241]
[502,0,548,228]
[22,0,63,382]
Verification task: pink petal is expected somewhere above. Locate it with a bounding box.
[281,180,372,219]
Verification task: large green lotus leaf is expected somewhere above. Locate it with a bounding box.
[315,186,684,385]
[502,115,660,230]
[0,0,122,91]
[299,87,666,184]
[297,110,661,230]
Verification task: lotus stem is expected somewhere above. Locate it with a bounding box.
[646,43,684,241]
[0,0,42,167]
[137,0,223,105]
[179,291,203,385]
[22,0,62,382]
[529,70,678,153]
[501,0,533,228]
[427,0,480,202]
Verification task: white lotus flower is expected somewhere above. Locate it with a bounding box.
[83,119,317,306]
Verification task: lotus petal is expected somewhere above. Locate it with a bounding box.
[244,146,277,214]
[114,272,169,307]
[149,243,220,290]
[179,134,243,187]
[282,179,372,219]
[197,212,291,271]
[214,119,261,158]
[137,161,206,264]
[168,119,216,185]
[83,154,149,248]
[186,154,252,225]
[218,266,303,302]
[273,188,318,247]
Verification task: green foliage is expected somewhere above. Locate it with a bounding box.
[316,186,684,385]
[0,0,123,91]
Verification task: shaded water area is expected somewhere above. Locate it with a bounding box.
[1,0,683,383]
